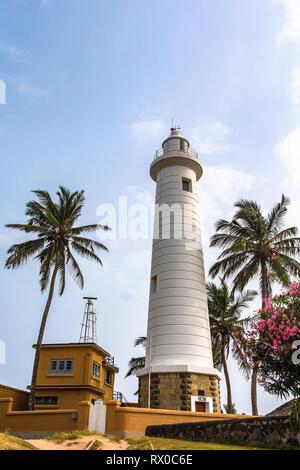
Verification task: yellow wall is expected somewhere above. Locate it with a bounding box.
[34,389,88,410]
[0,398,90,435]
[105,401,254,438]
[0,396,254,438]
[0,385,29,411]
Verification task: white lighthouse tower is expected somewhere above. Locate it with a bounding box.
[136,127,221,413]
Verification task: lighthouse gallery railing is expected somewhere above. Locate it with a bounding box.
[154,145,198,160]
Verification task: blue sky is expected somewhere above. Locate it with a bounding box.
[1,0,300,415]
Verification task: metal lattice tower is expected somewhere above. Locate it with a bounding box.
[79,297,97,343]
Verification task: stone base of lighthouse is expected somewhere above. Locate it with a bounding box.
[138,372,221,413]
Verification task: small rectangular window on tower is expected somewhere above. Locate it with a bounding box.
[50,359,73,374]
[105,370,112,385]
[151,275,157,293]
[182,178,192,192]
[35,396,58,405]
[92,361,100,378]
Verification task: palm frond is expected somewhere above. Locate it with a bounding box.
[58,250,66,296]
[125,357,145,378]
[66,246,84,289]
[71,236,108,252]
[134,336,147,347]
[71,241,103,265]
[267,194,290,233]
[5,224,50,234]
[5,238,46,269]
[270,227,298,243]
[32,190,60,220]
[39,244,56,292]
[70,224,110,235]
[209,253,250,279]
[231,257,260,293]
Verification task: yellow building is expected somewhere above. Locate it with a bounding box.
[31,342,119,409]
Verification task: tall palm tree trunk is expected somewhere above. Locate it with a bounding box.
[261,260,267,308]
[251,366,258,416]
[221,339,233,414]
[250,260,267,417]
[28,253,60,410]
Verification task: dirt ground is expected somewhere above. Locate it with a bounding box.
[23,435,274,451]
[26,435,129,451]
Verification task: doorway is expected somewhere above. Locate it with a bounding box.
[195,401,206,412]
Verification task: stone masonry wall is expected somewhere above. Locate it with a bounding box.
[138,373,221,413]
[146,415,300,447]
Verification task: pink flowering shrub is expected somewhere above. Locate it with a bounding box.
[233,282,300,398]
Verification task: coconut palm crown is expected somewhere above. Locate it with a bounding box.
[209,195,300,301]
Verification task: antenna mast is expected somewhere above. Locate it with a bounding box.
[79,297,98,343]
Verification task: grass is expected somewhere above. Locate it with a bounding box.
[89,440,103,450]
[66,441,80,446]
[48,429,96,443]
[126,436,271,451]
[127,437,153,450]
[104,434,121,443]
[2,428,294,451]
[47,429,121,445]
[0,433,37,451]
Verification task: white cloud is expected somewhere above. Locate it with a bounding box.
[11,76,45,99]
[200,165,254,206]
[125,186,154,208]
[198,165,254,258]
[0,41,32,65]
[274,125,300,189]
[189,122,232,155]
[289,67,300,104]
[273,0,300,41]
[274,127,300,229]
[115,250,151,303]
[199,165,254,224]
[124,250,151,270]
[284,198,300,228]
[130,120,166,143]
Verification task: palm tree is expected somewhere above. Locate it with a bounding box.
[125,336,146,378]
[207,279,256,414]
[209,194,300,414]
[5,187,109,410]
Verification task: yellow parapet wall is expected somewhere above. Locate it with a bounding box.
[0,395,253,438]
[0,398,90,436]
[105,401,254,438]
[0,385,29,411]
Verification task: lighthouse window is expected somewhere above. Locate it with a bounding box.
[151,275,157,293]
[180,139,186,151]
[182,178,192,192]
[159,212,162,239]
